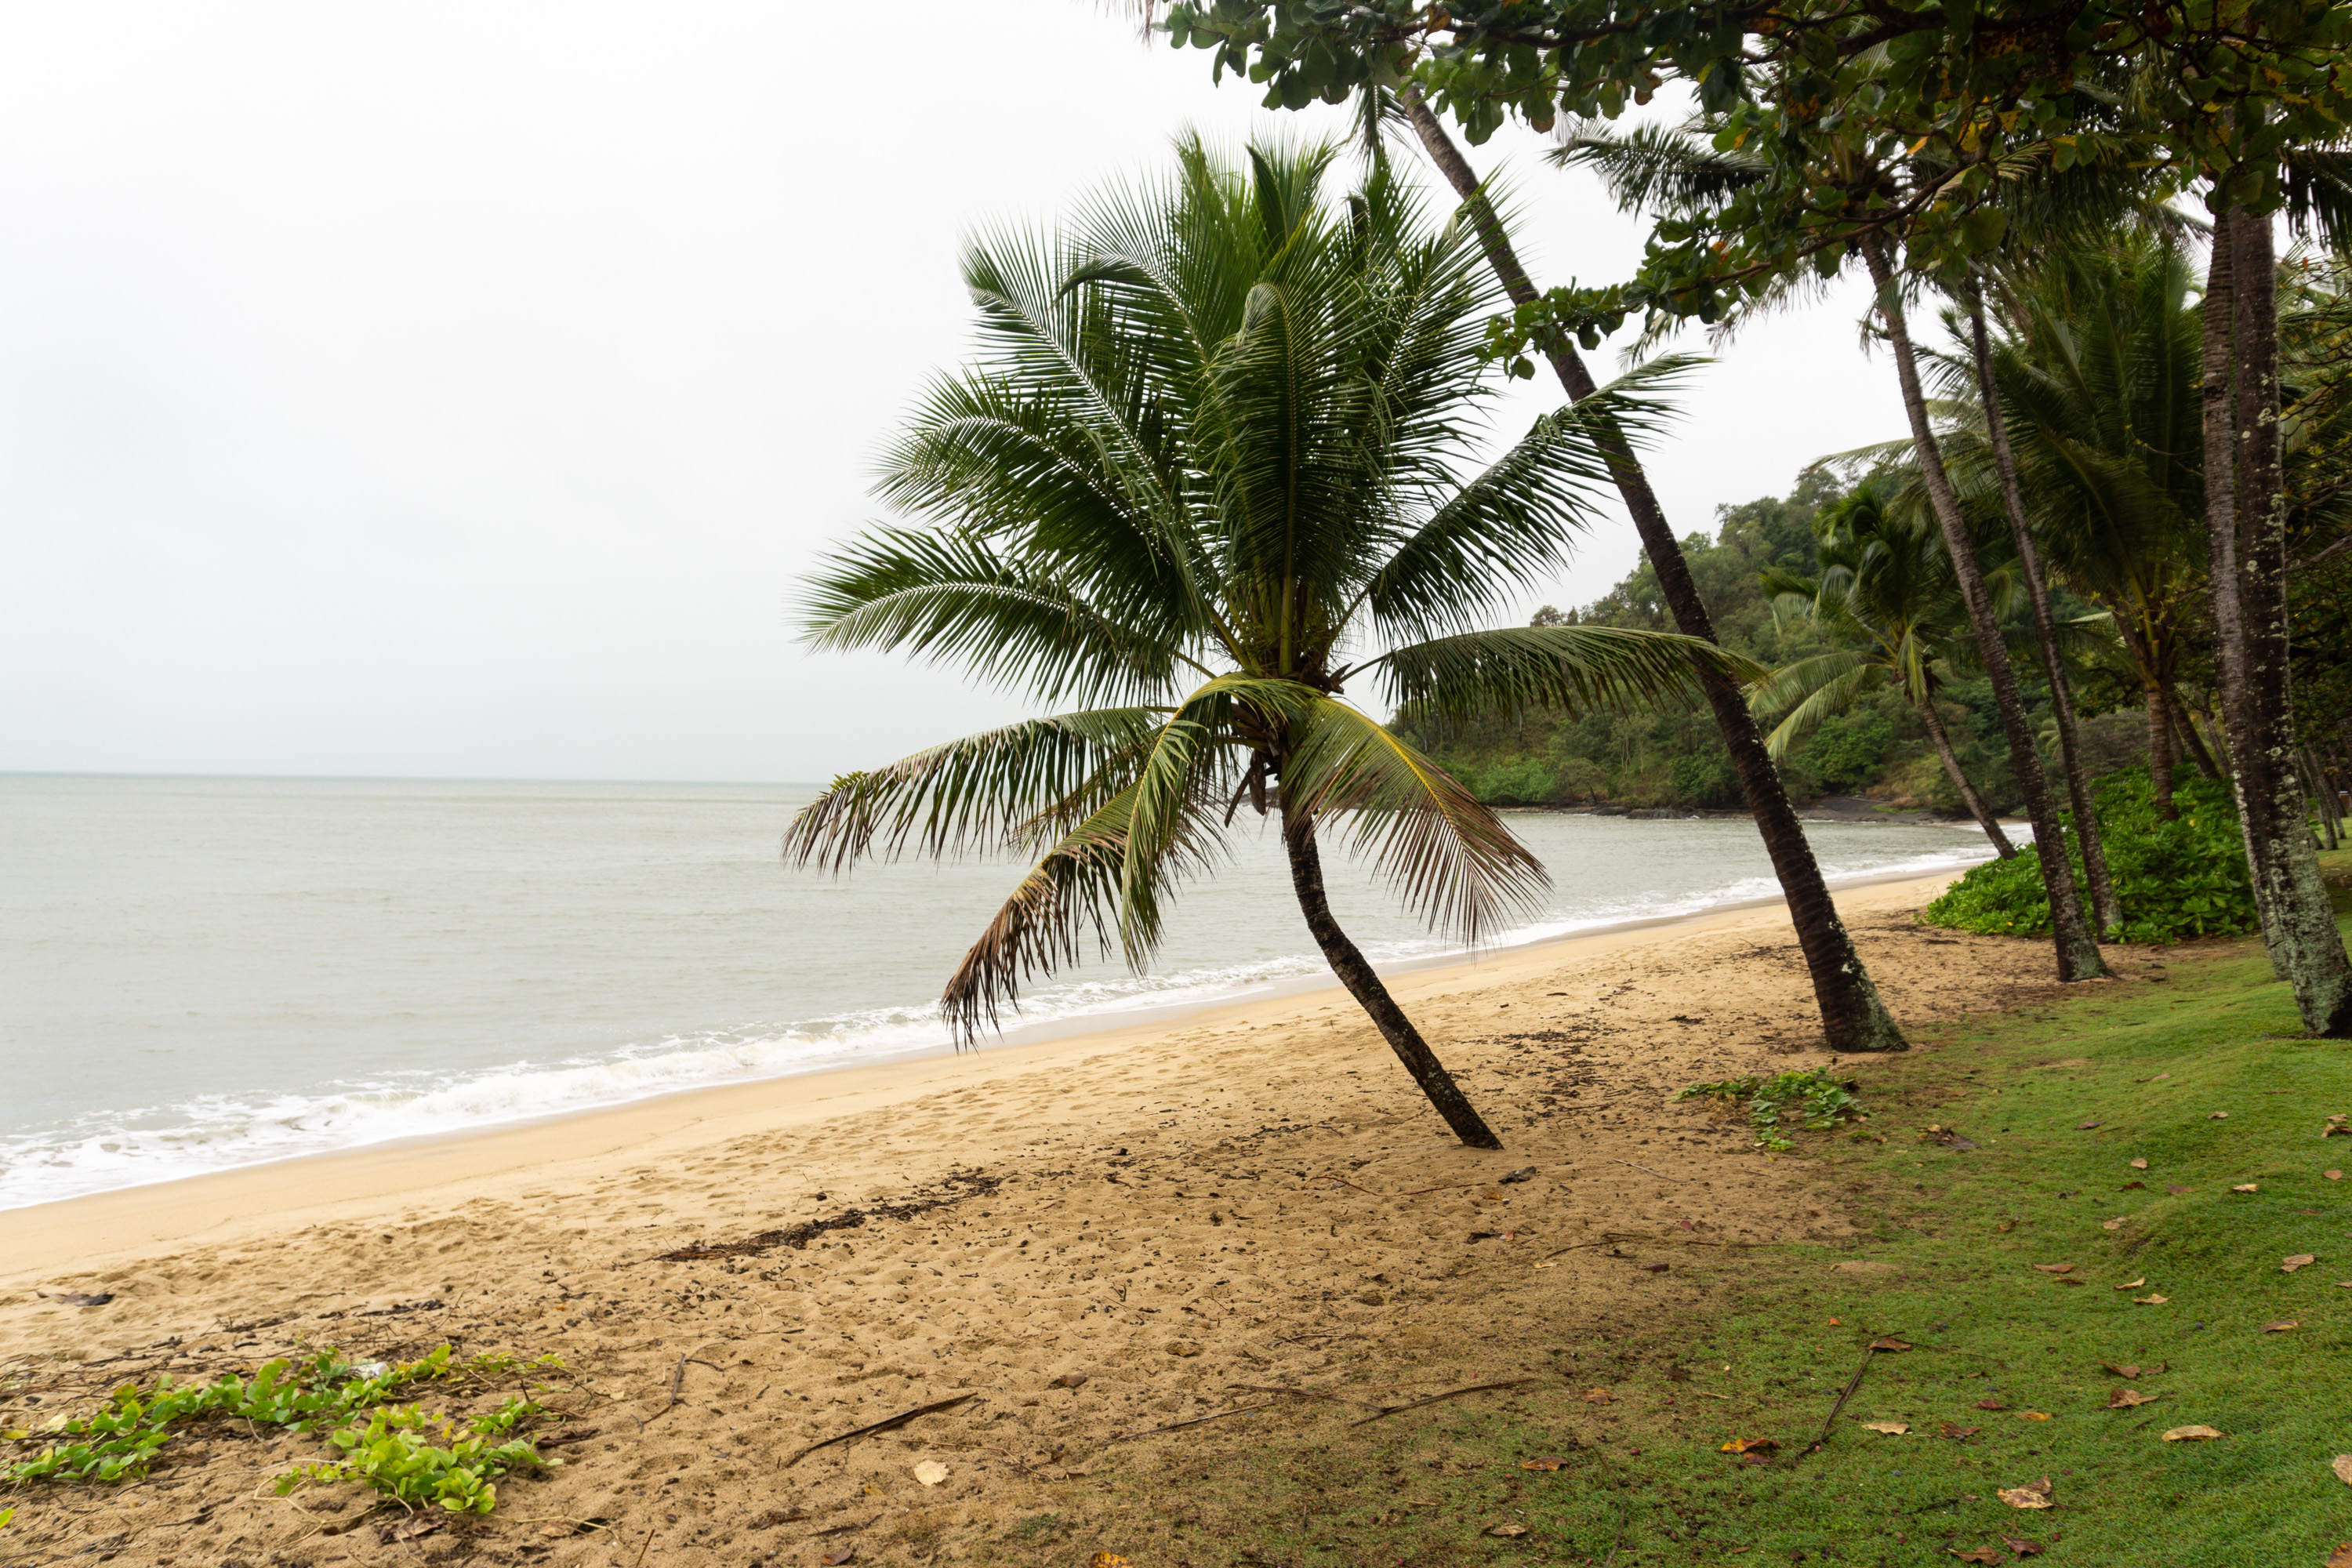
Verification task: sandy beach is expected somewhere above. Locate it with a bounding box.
[0,869,2082,1566]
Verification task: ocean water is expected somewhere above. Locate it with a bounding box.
[0,775,1996,1210]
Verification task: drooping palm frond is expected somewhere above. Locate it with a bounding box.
[1277,696,1548,946]
[1751,651,1882,757]
[781,706,1169,873]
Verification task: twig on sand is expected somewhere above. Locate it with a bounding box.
[782,1393,981,1468]
[1117,1400,1280,1439]
[1788,1341,1893,1467]
[1348,1377,1542,1426]
[1539,1232,1653,1261]
[1224,1383,1377,1409]
[1609,1159,1679,1181]
[630,1531,657,1568]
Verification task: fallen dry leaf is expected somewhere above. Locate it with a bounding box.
[2056,1277,2087,1287]
[821,1548,856,1567]
[1940,1422,1983,1439]
[1167,1341,1203,1358]
[2102,1362,2165,1378]
[2232,1182,2259,1192]
[2108,1388,2161,1408]
[2015,1411,2053,1421]
[2282,1254,2318,1273]
[1050,1373,1089,1388]
[2332,1455,2352,1488]
[1976,1398,2008,1410]
[1719,1437,1777,1454]
[1519,1455,1571,1472]
[2031,1263,2075,1275]
[2133,1294,2169,1305]
[913,1461,949,1486]
[1871,1338,1915,1352]
[2115,1278,2147,1290]
[2076,1120,2103,1131]
[1582,1387,1613,1405]
[2165,1183,2193,1194]
[2102,1217,2126,1231]
[2129,1157,2149,1170]
[2210,1112,2230,1120]
[2161,1425,2226,1441]
[1860,1421,1909,1435]
[1087,1556,1132,1568]
[1501,1167,1537,1184]
[380,1518,442,1545]
[1997,1476,2055,1509]
[2261,1321,2300,1333]
[1947,1549,2002,1564]
[1826,1316,1842,1326]
[2000,1537,2047,1556]
[2328,1547,2352,1568]
[1488,1524,1529,1538]
[2325,1169,2344,1180]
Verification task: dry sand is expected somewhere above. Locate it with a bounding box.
[0,871,2078,1566]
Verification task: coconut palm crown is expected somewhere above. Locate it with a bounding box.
[783,136,1751,1149]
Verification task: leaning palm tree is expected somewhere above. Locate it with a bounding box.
[1752,478,2019,856]
[782,137,1748,1150]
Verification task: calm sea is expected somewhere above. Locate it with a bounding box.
[0,775,1994,1210]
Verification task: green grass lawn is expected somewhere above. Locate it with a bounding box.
[1067,854,2352,1568]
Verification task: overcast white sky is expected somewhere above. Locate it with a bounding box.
[0,1,1904,782]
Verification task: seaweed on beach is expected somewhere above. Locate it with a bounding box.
[648,1170,1003,1262]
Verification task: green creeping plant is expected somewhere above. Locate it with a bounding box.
[274,1399,554,1514]
[1676,1068,1866,1152]
[5,1345,564,1514]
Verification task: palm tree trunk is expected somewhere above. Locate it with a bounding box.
[2147,688,2176,819]
[2166,686,2223,780]
[1401,85,1905,1054]
[1863,239,2107,982]
[2209,205,2352,1034]
[1965,295,2120,934]
[1278,793,1504,1149]
[1918,693,2014,856]
[2111,612,2177,818]
[2305,748,2342,850]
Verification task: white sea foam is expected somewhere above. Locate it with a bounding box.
[0,779,2002,1212]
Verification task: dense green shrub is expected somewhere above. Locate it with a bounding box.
[1924,771,2257,943]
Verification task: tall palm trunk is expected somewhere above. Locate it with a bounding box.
[2167,687,2223,780]
[2203,205,2352,1034]
[1918,692,2015,855]
[1401,86,1906,1054]
[2111,615,2178,818]
[1278,792,1504,1149]
[1965,296,2121,933]
[1863,239,2107,981]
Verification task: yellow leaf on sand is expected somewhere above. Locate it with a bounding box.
[2332,1455,2352,1488]
[913,1461,949,1486]
[2133,1294,2169,1305]
[2281,1254,2318,1273]
[1089,1555,1134,1568]
[2115,1278,2146,1289]
[2162,1425,2225,1442]
[1860,1421,1909,1435]
[1997,1477,2055,1509]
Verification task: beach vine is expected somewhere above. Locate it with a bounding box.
[3,1344,565,1515]
[1675,1068,1866,1152]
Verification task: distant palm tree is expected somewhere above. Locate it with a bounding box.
[783,137,1746,1149]
[1751,479,2017,855]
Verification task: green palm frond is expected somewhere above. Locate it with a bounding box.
[1759,659,1886,758]
[781,706,1168,873]
[1279,697,1548,946]
[1371,625,1756,723]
